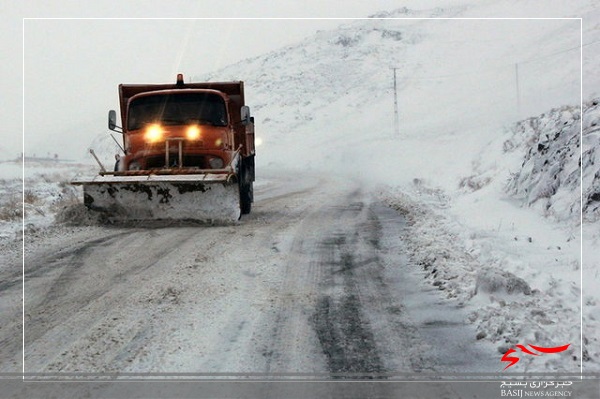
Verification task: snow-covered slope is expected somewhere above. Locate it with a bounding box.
[187,5,592,175]
[192,3,599,371]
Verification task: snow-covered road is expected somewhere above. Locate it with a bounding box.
[2,171,498,375]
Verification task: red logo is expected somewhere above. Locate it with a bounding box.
[501,344,571,370]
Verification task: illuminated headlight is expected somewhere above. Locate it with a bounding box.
[208,157,224,169]
[128,161,141,170]
[186,125,201,140]
[144,124,164,143]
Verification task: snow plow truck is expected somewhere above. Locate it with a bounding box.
[72,74,255,223]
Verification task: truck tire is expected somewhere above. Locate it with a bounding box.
[239,162,252,215]
[239,180,252,215]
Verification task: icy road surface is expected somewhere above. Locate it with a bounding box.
[4,171,498,375]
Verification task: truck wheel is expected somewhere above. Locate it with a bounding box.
[238,161,252,215]
[240,181,252,215]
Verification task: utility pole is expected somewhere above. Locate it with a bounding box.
[515,62,521,119]
[392,67,400,136]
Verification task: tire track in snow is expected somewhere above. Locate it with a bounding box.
[23,227,201,371]
[310,200,387,376]
[261,190,404,376]
[308,199,435,376]
[260,197,331,373]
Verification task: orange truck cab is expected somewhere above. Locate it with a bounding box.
[95,74,256,217]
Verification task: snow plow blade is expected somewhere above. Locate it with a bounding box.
[72,173,241,223]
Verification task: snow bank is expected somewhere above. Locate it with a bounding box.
[376,101,600,372]
[0,160,96,240]
[383,180,585,372]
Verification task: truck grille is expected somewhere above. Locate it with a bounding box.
[145,155,209,169]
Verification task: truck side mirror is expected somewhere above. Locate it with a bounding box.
[108,110,118,131]
[241,105,251,125]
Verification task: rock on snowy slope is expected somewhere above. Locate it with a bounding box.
[504,99,600,223]
[582,100,600,222]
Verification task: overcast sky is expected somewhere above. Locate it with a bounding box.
[6,0,465,160]
[1,0,588,160]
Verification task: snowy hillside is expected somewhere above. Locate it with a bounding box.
[192,6,591,174]
[193,5,598,372]
[7,1,600,373]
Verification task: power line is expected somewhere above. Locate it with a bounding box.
[401,40,600,81]
[388,39,598,128]
[519,39,600,65]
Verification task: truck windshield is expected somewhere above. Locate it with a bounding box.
[127,93,228,130]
